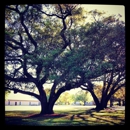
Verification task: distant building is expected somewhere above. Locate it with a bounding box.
[5,91,40,106]
[5,99,40,106]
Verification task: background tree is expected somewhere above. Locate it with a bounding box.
[79,11,125,110]
[56,10,125,110]
[113,87,125,106]
[5,90,11,100]
[44,88,51,102]
[55,91,72,105]
[72,90,89,105]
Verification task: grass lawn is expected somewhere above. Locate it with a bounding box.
[5,108,125,126]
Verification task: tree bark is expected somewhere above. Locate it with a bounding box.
[88,89,101,110]
[89,89,110,110]
[118,99,121,106]
[39,92,60,115]
[110,98,113,107]
[39,100,54,115]
[122,100,125,106]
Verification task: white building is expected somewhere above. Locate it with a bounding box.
[5,91,40,106]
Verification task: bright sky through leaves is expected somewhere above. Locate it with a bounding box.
[5,4,125,100]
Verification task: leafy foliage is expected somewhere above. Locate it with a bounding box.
[5,4,125,114]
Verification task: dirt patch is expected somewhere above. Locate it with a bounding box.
[27,113,67,118]
[43,114,67,117]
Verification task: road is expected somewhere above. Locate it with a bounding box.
[5,105,125,111]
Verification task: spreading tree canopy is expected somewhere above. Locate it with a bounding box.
[5,4,87,115]
[5,4,125,115]
[79,10,125,110]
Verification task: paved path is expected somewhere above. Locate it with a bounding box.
[111,106,125,110]
[5,105,125,111]
[5,105,95,111]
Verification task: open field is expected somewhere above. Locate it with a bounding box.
[5,105,96,111]
[5,105,125,126]
[5,105,125,111]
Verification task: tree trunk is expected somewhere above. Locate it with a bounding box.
[38,86,54,115]
[88,89,100,110]
[100,95,107,109]
[83,101,85,106]
[95,98,109,110]
[39,99,54,115]
[103,94,113,108]
[97,99,108,110]
[122,100,125,106]
[104,99,108,108]
[39,94,60,115]
[90,90,109,110]
[118,99,121,106]
[40,101,48,114]
[38,84,68,115]
[110,98,113,107]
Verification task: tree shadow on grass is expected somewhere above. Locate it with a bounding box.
[5,109,125,126]
[5,117,24,125]
[27,113,67,119]
[70,108,125,125]
[89,113,123,125]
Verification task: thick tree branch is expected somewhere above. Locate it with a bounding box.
[6,5,20,13]
[5,58,23,64]
[20,14,37,49]
[104,71,114,96]
[5,87,40,100]
[5,74,36,83]
[5,36,29,54]
[32,5,62,19]
[5,41,20,50]
[23,58,36,81]
[40,70,49,84]
[107,83,125,98]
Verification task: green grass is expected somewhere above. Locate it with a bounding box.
[5,109,125,126]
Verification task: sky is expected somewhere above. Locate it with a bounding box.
[5,4,125,100]
[81,4,125,21]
